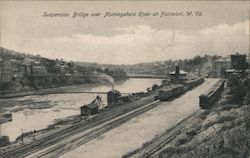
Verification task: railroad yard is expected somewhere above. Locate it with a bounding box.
[59,79,217,158]
[0,78,216,158]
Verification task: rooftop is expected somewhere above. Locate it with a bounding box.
[159,84,183,91]
[225,69,236,73]
[231,53,246,56]
[108,90,120,94]
[215,58,231,62]
[81,103,99,109]
[170,70,187,75]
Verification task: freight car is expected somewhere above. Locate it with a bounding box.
[199,79,226,109]
[184,78,204,91]
[158,85,185,101]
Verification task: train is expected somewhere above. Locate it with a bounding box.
[156,78,204,101]
[157,85,185,101]
[183,78,204,91]
[199,79,226,109]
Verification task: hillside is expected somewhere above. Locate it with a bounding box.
[0,47,127,94]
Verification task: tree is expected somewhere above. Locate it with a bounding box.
[67,61,74,68]
[152,84,158,91]
[243,79,250,104]
[228,76,246,103]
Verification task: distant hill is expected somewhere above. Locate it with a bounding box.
[74,62,103,68]
[0,47,42,61]
[102,55,222,76]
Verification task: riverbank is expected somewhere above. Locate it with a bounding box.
[0,80,115,99]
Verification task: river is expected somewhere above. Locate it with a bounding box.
[0,79,162,142]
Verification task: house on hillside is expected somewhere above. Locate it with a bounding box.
[0,60,14,82]
[23,58,36,65]
[32,65,48,75]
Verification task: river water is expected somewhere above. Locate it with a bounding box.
[0,79,162,142]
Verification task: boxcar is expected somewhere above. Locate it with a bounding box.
[158,89,173,101]
[199,80,225,109]
[184,78,204,91]
[158,85,184,101]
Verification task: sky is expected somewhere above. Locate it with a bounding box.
[0,1,249,65]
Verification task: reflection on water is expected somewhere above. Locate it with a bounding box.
[0,79,162,141]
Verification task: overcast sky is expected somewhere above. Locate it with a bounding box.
[0,1,249,64]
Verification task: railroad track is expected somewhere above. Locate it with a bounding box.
[123,109,204,158]
[32,100,162,158]
[0,82,205,158]
[0,96,158,158]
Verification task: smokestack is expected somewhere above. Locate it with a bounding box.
[112,83,114,91]
[176,66,180,75]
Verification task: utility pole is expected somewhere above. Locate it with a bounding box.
[21,128,24,144]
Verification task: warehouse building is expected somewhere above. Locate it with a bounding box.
[80,103,99,116]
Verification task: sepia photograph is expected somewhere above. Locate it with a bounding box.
[0,0,249,158]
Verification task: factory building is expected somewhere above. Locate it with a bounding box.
[231,53,247,70]
[222,53,248,78]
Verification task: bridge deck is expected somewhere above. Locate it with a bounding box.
[29,74,169,79]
